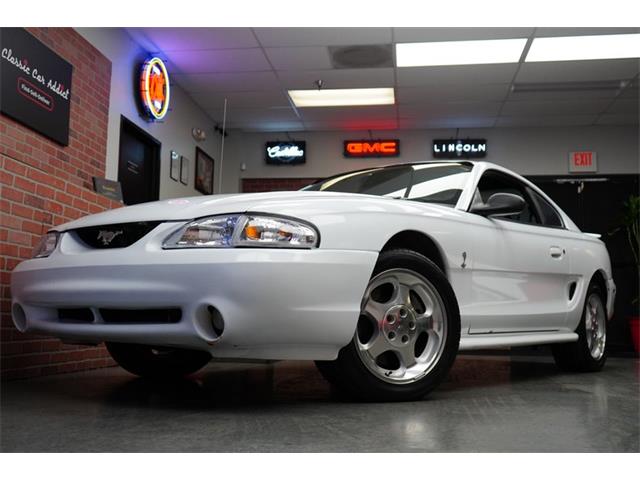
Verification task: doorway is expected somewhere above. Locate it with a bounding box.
[528,174,640,353]
[118,116,161,205]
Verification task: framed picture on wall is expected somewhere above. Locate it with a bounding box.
[195,147,215,195]
[180,156,189,185]
[170,151,180,181]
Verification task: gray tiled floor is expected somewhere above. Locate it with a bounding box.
[1,355,638,452]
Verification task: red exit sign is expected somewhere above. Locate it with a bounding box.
[344,140,400,158]
[569,151,597,173]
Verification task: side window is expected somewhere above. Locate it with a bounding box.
[529,189,564,228]
[474,171,540,225]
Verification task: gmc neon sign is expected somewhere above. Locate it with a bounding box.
[344,140,400,158]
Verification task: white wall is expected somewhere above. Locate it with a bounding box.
[221,126,639,192]
[75,28,223,199]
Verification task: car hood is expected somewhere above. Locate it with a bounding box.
[54,191,390,230]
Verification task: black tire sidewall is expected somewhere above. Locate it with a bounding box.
[333,249,461,401]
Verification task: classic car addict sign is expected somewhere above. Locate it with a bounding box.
[432,139,487,159]
[344,140,400,158]
[0,28,73,145]
[265,141,306,165]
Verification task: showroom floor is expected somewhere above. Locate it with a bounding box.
[1,354,638,452]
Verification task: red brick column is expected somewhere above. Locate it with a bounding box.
[1,28,121,379]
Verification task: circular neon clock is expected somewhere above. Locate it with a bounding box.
[140,57,170,120]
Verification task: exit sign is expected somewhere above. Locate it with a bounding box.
[569,151,597,173]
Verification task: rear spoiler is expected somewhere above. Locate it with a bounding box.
[584,232,602,239]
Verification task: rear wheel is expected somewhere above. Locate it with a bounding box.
[316,249,460,401]
[105,342,211,378]
[552,282,607,372]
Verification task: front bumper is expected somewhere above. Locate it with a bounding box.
[10,222,377,360]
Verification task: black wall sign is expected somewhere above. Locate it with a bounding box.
[0,28,73,146]
[432,139,487,159]
[93,177,123,202]
[265,141,306,165]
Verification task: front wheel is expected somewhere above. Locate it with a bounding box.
[316,249,461,401]
[106,342,211,379]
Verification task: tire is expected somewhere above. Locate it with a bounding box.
[315,249,461,402]
[105,342,211,378]
[552,282,607,372]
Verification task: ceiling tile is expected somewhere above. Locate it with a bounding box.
[264,47,332,70]
[605,98,639,114]
[396,64,519,87]
[507,88,621,102]
[254,28,392,47]
[171,71,280,93]
[534,27,640,38]
[397,84,510,104]
[393,27,534,43]
[206,107,298,124]
[166,48,270,74]
[399,102,502,117]
[398,116,497,129]
[278,68,394,89]
[500,99,611,116]
[303,118,399,131]
[516,59,639,83]
[595,113,639,125]
[495,115,598,127]
[193,90,291,110]
[126,27,259,51]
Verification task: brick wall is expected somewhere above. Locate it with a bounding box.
[242,178,319,193]
[1,28,121,380]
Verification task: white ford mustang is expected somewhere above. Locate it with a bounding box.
[11,161,616,401]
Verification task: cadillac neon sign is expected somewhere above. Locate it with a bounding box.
[344,140,400,158]
[140,57,170,120]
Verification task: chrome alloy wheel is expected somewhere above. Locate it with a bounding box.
[355,268,447,384]
[585,293,606,360]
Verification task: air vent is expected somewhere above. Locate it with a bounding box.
[329,44,393,69]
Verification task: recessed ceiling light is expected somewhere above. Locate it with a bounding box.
[395,38,528,67]
[288,88,395,107]
[525,33,640,62]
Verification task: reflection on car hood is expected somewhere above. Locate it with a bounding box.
[54,191,400,230]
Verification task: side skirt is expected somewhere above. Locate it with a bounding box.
[459,331,578,351]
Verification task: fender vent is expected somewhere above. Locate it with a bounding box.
[74,221,161,249]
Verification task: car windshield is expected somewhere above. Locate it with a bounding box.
[303,162,473,206]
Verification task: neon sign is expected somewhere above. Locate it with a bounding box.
[344,140,400,158]
[265,141,306,165]
[140,57,170,120]
[432,139,487,159]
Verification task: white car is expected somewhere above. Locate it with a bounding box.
[11,161,616,401]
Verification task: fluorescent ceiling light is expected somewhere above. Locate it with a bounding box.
[288,88,395,107]
[396,38,528,67]
[526,34,640,62]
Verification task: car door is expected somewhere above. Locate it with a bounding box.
[466,170,571,333]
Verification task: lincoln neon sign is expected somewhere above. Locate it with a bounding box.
[432,139,487,159]
[344,140,400,158]
[140,57,170,120]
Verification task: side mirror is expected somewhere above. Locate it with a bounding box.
[471,192,525,217]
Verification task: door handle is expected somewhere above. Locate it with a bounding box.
[549,246,565,259]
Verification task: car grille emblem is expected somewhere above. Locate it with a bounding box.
[97,229,123,246]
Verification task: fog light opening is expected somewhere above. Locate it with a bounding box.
[12,304,27,333]
[207,305,225,337]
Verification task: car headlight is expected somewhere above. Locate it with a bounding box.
[32,232,60,258]
[163,214,319,249]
